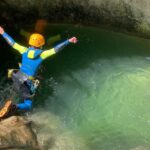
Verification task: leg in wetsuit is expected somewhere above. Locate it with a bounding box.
[12,71,35,111]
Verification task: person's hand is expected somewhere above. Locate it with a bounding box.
[0,26,4,34]
[68,37,78,44]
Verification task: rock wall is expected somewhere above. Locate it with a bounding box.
[1,0,150,35]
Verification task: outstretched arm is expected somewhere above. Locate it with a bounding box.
[0,26,27,54]
[40,37,77,60]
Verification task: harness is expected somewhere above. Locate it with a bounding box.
[8,69,40,94]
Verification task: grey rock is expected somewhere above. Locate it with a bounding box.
[1,0,150,35]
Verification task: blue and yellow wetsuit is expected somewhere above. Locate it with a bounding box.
[2,32,70,111]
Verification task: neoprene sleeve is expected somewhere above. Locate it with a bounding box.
[2,32,15,46]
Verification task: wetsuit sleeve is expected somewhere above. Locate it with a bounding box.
[2,32,28,54]
[40,39,70,60]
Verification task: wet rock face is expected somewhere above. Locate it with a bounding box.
[0,116,39,150]
[1,0,150,35]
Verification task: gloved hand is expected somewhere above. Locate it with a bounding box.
[69,37,78,44]
[0,26,4,34]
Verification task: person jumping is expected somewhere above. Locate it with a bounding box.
[0,26,77,118]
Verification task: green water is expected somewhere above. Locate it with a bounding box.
[3,24,150,150]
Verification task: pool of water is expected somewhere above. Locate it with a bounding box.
[2,24,150,150]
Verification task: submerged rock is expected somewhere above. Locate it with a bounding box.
[131,146,148,150]
[30,111,90,150]
[0,116,40,150]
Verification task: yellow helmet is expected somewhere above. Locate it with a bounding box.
[29,33,45,47]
